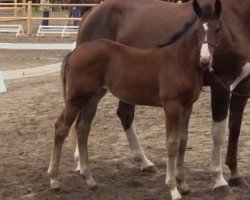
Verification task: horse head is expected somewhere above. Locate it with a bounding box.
[193,0,222,69]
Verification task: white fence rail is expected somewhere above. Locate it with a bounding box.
[0,42,76,93]
[36,25,79,37]
[0,24,24,37]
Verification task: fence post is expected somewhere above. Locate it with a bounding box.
[14,0,17,17]
[27,1,32,36]
[22,0,27,16]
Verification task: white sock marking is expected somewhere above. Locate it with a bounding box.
[125,121,154,170]
[211,120,228,188]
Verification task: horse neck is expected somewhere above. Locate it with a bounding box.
[160,26,199,69]
[223,0,250,48]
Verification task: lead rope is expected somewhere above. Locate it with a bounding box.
[208,67,250,98]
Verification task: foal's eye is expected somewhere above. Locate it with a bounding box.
[216,29,221,34]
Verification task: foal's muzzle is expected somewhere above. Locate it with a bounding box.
[200,56,210,68]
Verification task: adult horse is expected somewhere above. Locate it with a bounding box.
[66,0,189,17]
[48,1,222,199]
[73,0,250,191]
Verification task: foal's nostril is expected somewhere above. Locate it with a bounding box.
[200,57,210,67]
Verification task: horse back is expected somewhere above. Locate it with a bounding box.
[77,0,194,48]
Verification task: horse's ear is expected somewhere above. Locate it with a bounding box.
[193,0,201,17]
[215,0,222,17]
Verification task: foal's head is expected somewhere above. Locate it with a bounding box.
[193,0,222,69]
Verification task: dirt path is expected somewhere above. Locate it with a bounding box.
[0,36,249,200]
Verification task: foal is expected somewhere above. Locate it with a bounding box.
[48,0,222,199]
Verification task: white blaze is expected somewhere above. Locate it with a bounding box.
[200,23,210,60]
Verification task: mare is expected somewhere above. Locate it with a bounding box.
[48,1,222,199]
[66,0,189,18]
[74,0,250,191]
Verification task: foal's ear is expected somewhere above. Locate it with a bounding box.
[193,0,201,17]
[215,0,222,17]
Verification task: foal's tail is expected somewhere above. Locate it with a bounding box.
[61,51,78,153]
[61,51,73,100]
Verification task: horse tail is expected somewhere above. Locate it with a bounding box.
[60,51,79,166]
[158,15,197,47]
[61,51,73,100]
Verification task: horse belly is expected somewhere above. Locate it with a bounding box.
[105,79,161,106]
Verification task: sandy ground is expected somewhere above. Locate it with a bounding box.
[0,14,249,200]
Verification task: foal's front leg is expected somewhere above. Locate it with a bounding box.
[164,101,183,200]
[176,106,192,195]
[116,101,156,172]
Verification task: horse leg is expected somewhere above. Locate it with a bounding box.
[226,94,249,187]
[210,84,231,194]
[74,89,107,172]
[164,101,182,200]
[48,101,81,189]
[116,101,156,172]
[176,106,192,195]
[74,89,107,189]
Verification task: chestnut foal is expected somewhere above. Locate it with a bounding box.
[48,0,222,199]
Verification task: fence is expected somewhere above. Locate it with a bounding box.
[0,1,99,35]
[0,42,76,92]
[0,0,26,18]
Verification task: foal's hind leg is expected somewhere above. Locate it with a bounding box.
[74,89,107,172]
[75,89,107,189]
[226,94,248,187]
[176,106,192,195]
[48,102,81,189]
[116,101,156,172]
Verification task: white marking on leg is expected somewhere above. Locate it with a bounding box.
[230,62,250,90]
[166,156,182,200]
[125,121,155,171]
[171,187,182,200]
[177,0,182,4]
[211,119,229,188]
[74,143,80,171]
[77,121,97,188]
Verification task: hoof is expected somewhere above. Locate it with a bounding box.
[89,184,98,191]
[85,176,98,190]
[213,185,232,196]
[179,185,190,196]
[141,164,157,173]
[228,177,249,188]
[75,165,80,172]
[50,179,61,190]
[176,179,190,196]
[170,187,182,200]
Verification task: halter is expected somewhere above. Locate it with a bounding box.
[201,40,220,48]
